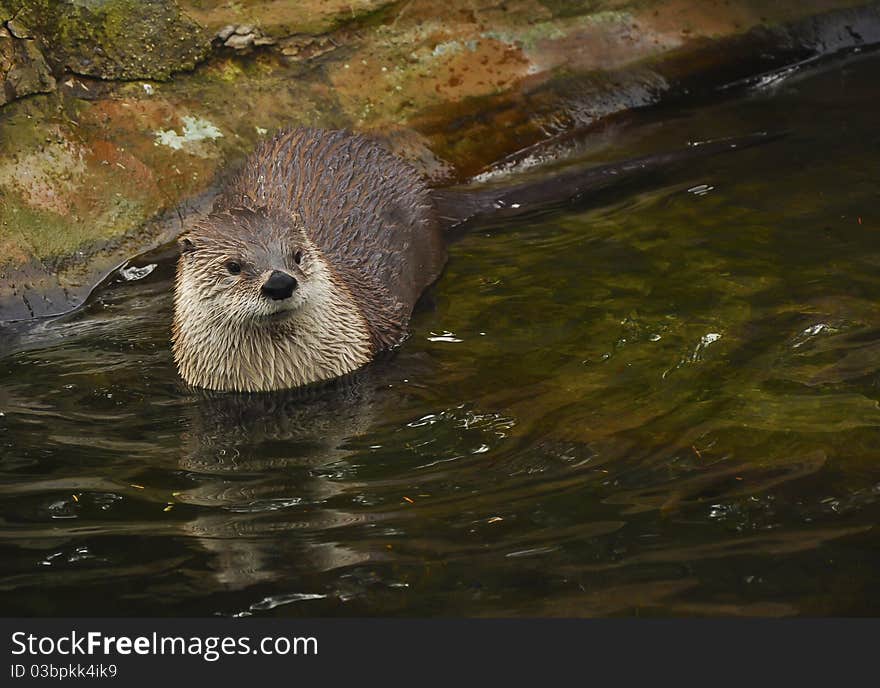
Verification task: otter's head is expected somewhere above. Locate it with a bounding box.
[172,207,373,392]
[175,207,322,323]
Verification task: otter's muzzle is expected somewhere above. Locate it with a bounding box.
[261,270,298,300]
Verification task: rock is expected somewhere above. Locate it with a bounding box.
[0,24,55,106]
[218,25,276,52]
[224,33,256,51]
[216,25,236,41]
[4,0,212,81]
[5,18,30,39]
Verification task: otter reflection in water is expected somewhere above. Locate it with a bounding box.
[173,127,777,393]
[175,370,396,592]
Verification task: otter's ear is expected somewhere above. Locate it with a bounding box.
[179,237,196,254]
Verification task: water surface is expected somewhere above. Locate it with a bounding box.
[2,51,880,617]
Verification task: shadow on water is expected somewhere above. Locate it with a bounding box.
[2,50,880,617]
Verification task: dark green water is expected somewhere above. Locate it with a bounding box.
[2,52,880,617]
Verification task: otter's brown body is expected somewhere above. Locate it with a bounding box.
[172,128,446,392]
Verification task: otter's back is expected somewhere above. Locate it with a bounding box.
[225,128,446,322]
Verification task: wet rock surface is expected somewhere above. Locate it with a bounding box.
[0,0,879,321]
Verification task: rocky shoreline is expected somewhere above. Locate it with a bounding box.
[1,0,879,321]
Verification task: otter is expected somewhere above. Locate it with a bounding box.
[174,127,775,392]
[173,128,445,392]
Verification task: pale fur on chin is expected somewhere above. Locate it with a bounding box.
[172,254,373,393]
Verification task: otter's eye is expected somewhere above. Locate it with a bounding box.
[226,261,242,275]
[293,250,303,265]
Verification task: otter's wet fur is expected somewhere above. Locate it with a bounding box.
[173,128,446,392]
[174,127,776,392]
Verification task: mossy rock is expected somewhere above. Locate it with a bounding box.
[0,25,55,105]
[5,0,212,81]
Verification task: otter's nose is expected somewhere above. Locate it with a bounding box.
[261,270,298,300]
